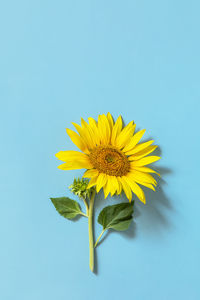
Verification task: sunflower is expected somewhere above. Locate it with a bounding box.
[55,113,160,203]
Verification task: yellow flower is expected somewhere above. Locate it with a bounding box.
[55,113,160,203]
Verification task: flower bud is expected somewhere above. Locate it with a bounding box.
[69,177,94,200]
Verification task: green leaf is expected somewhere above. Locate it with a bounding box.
[50,197,83,219]
[98,202,134,231]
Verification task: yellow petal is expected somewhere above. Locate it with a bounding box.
[88,117,101,145]
[126,140,154,156]
[56,150,86,161]
[81,118,96,148]
[103,175,116,197]
[87,176,98,189]
[72,122,84,135]
[130,156,161,167]
[103,181,110,199]
[55,151,93,170]
[123,129,146,153]
[128,145,157,160]
[66,128,89,154]
[96,173,108,192]
[123,176,146,204]
[83,169,99,178]
[103,176,122,198]
[116,178,122,194]
[127,170,157,186]
[109,176,120,196]
[115,121,136,149]
[139,182,155,191]
[98,114,111,144]
[111,115,123,145]
[133,166,160,176]
[129,176,156,191]
[118,176,133,202]
[58,160,93,170]
[72,121,94,150]
[107,112,114,131]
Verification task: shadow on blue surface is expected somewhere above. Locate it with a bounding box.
[93,164,172,275]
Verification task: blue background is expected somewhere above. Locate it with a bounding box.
[1,1,200,299]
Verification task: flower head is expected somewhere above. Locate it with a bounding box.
[56,113,160,203]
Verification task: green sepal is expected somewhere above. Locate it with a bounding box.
[98,202,134,231]
[50,197,83,219]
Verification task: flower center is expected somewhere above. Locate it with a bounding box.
[89,146,130,176]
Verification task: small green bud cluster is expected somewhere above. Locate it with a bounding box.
[69,177,94,200]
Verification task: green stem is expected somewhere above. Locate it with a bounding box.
[94,229,106,248]
[88,190,95,272]
[83,198,89,216]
